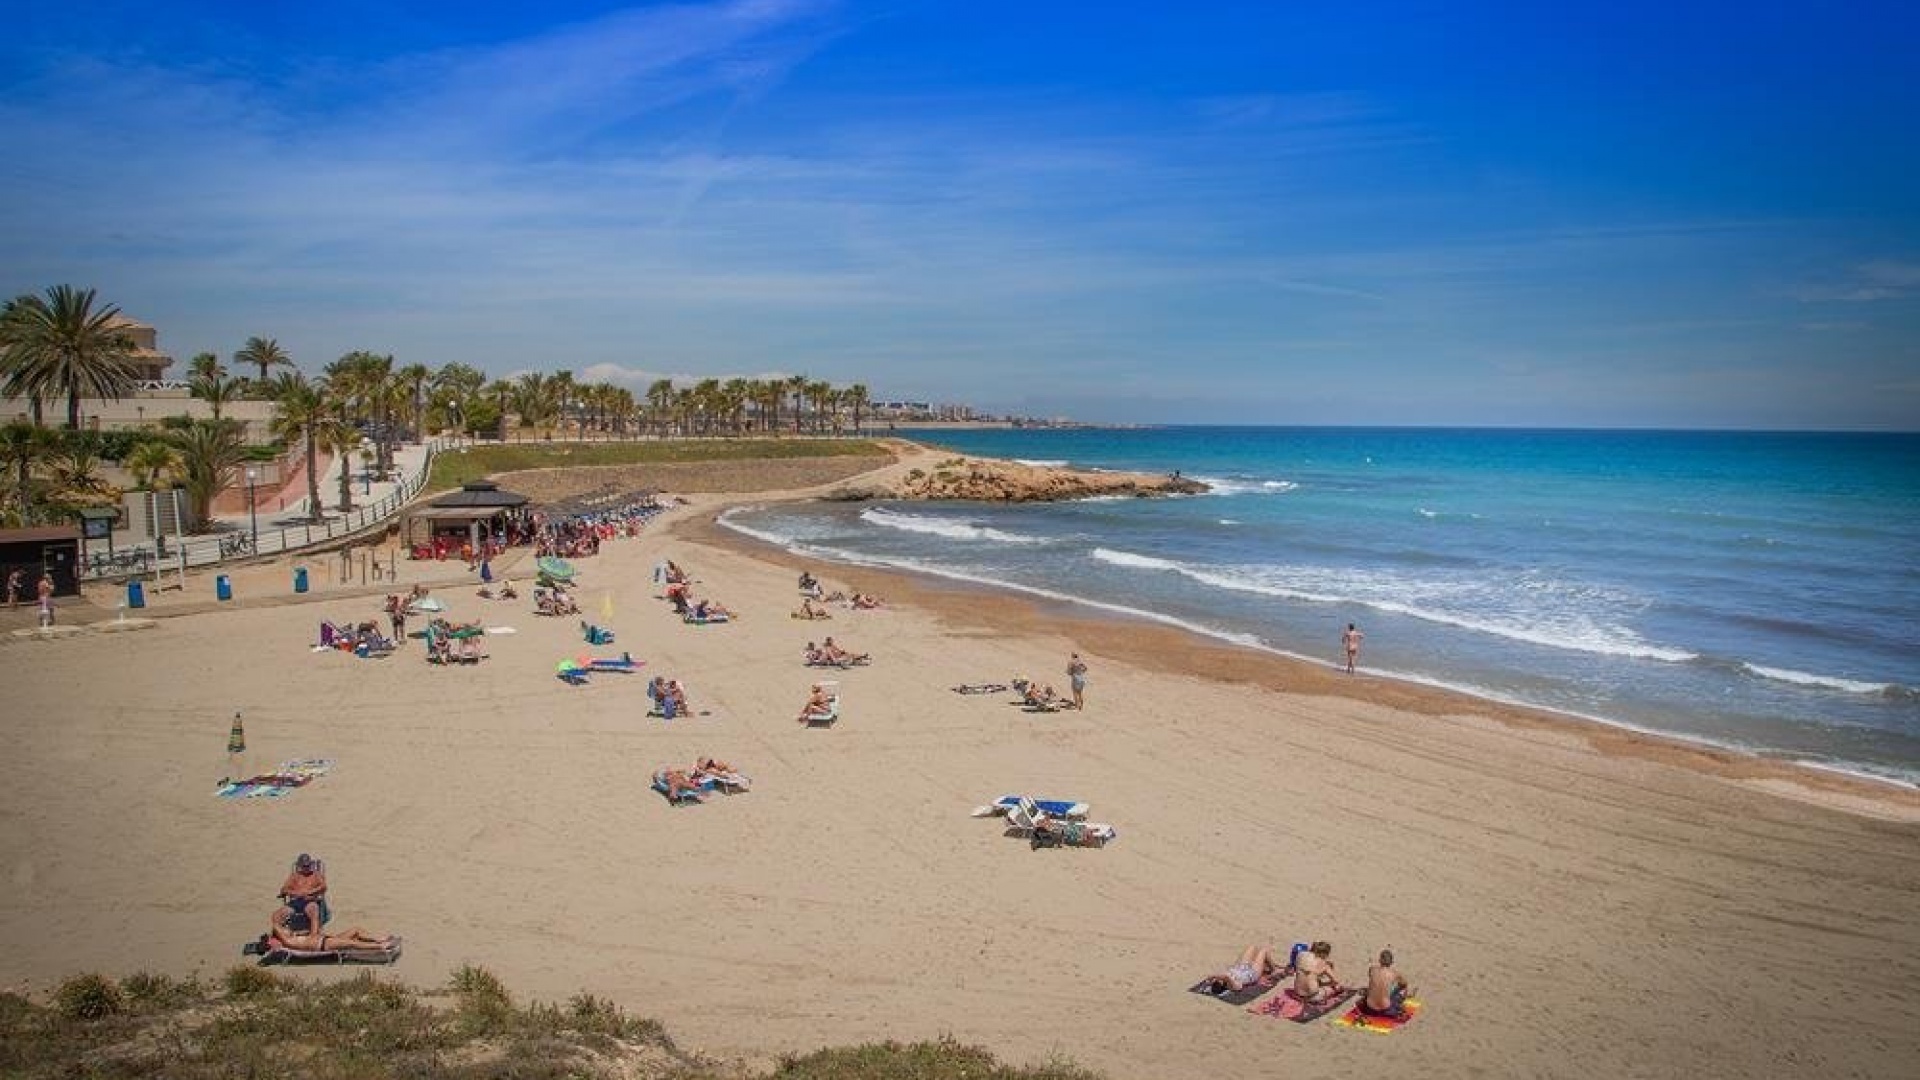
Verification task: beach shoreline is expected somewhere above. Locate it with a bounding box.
[683,492,1920,823]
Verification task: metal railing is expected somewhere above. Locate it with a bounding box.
[82,439,446,581]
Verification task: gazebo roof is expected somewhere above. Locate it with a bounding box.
[429,481,529,510]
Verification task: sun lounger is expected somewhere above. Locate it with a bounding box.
[1003,803,1116,848]
[952,683,1009,694]
[243,934,403,966]
[799,697,840,726]
[971,794,1090,819]
[683,613,731,625]
[696,769,751,793]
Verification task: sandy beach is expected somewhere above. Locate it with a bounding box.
[2,450,1918,1080]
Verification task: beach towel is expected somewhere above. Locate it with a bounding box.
[952,683,1009,694]
[1190,974,1282,1007]
[216,759,333,799]
[1334,998,1422,1033]
[652,771,711,804]
[1249,987,1360,1023]
[683,613,730,625]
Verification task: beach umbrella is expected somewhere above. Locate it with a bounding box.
[227,711,246,754]
[601,591,614,621]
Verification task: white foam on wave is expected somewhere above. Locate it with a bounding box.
[1218,518,1241,526]
[859,506,1049,545]
[1090,546,1695,663]
[1191,474,1299,496]
[1014,458,1068,467]
[1742,664,1892,695]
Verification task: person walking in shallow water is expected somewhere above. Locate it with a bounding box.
[1343,623,1364,674]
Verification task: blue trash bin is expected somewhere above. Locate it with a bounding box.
[216,574,232,602]
[294,566,309,593]
[127,579,145,609]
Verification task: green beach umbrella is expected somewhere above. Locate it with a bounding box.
[226,711,246,754]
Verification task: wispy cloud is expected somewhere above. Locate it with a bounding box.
[1788,259,1920,302]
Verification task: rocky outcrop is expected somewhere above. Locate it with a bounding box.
[831,455,1207,503]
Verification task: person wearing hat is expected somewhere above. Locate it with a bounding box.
[278,854,329,930]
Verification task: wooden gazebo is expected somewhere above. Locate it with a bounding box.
[402,481,530,555]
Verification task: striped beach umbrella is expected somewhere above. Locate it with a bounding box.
[227,712,246,754]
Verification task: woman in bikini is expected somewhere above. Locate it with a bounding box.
[270,905,393,951]
[1206,943,1287,994]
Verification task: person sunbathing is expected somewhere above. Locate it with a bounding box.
[1291,941,1341,1003]
[1361,948,1412,1018]
[821,636,869,665]
[793,598,831,620]
[796,684,837,723]
[848,592,883,609]
[1022,683,1064,709]
[269,905,393,952]
[690,599,733,621]
[1204,944,1288,994]
[655,767,706,801]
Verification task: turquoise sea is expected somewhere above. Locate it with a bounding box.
[722,428,1920,785]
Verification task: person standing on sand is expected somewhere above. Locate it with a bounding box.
[1343,623,1364,674]
[1067,652,1088,709]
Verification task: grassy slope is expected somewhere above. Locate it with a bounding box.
[2,967,1099,1080]
[425,440,890,495]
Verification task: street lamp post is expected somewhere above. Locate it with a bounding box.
[245,466,260,554]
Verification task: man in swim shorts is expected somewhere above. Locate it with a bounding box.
[1362,948,1412,1017]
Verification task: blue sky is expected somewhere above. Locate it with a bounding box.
[2,0,1916,428]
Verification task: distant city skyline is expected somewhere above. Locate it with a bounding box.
[2,1,1916,430]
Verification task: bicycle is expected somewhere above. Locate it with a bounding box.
[221,534,255,558]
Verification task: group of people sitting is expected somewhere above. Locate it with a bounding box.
[475,579,519,601]
[647,676,693,718]
[665,580,733,623]
[534,585,580,617]
[1010,677,1072,710]
[793,570,884,615]
[423,617,488,664]
[653,756,750,801]
[1204,940,1413,1019]
[318,619,396,656]
[803,637,870,667]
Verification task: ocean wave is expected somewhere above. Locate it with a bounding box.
[1417,507,1483,521]
[1191,474,1299,496]
[859,507,1049,545]
[1218,518,1241,526]
[1741,663,1897,696]
[1014,458,1068,467]
[1088,547,1694,663]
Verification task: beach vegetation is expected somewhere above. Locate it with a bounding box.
[426,439,888,494]
[0,970,1098,1079]
[269,372,331,522]
[233,335,293,386]
[0,285,142,431]
[164,417,249,530]
[53,974,124,1020]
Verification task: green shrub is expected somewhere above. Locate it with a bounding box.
[223,964,283,997]
[121,970,203,1010]
[53,974,122,1021]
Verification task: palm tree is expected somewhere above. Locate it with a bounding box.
[844,383,870,436]
[398,362,432,439]
[124,439,184,491]
[786,374,809,434]
[513,373,558,437]
[807,380,834,434]
[164,418,247,530]
[0,422,59,524]
[187,351,225,381]
[646,379,675,437]
[318,416,361,512]
[234,337,292,386]
[191,372,244,420]
[484,380,515,439]
[269,373,329,522]
[0,285,140,430]
[50,434,113,501]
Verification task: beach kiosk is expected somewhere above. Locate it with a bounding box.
[402,481,529,560]
[0,525,82,597]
